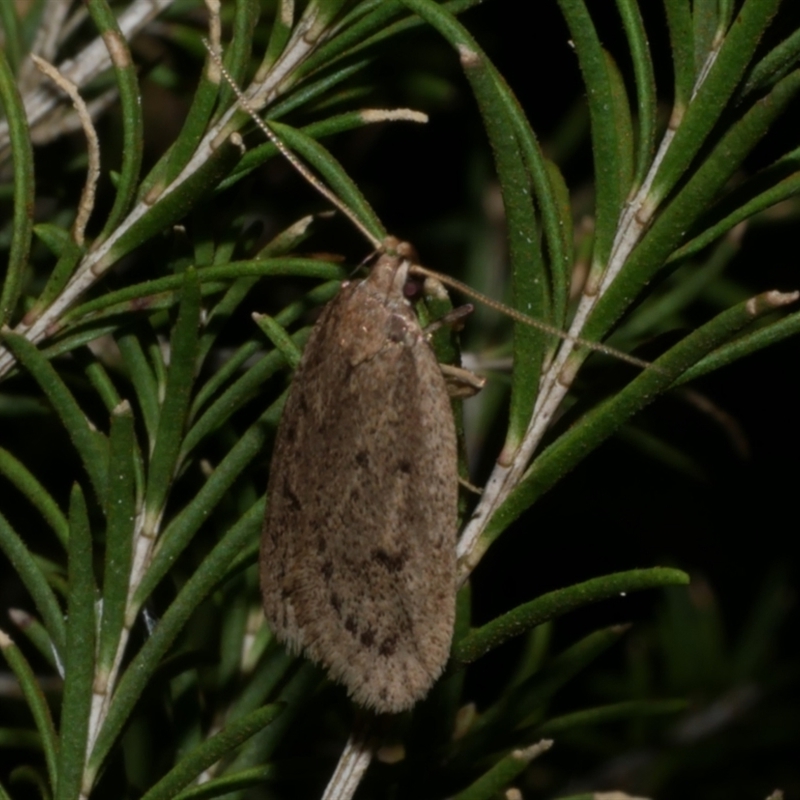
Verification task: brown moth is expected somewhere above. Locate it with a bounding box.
[201,40,652,715]
[260,236,458,713]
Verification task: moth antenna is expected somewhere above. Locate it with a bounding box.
[205,39,654,373]
[410,264,658,372]
[202,38,383,250]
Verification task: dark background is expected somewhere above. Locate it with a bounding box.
[1,2,798,798]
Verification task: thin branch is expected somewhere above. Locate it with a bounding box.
[0,0,177,159]
[455,31,727,578]
[321,724,376,800]
[17,0,75,93]
[30,55,100,245]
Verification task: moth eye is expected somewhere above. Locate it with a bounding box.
[403,275,425,301]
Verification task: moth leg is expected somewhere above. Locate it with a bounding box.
[458,475,483,495]
[440,363,485,397]
[423,303,473,336]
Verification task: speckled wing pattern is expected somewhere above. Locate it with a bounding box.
[260,245,457,713]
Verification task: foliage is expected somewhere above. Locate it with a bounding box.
[0,1,798,798]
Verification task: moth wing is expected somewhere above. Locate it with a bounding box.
[261,277,457,712]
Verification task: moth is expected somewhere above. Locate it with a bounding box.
[202,38,651,714]
[260,237,458,713]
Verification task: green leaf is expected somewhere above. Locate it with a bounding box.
[215,0,260,116]
[534,698,688,735]
[88,499,265,780]
[664,0,695,112]
[96,143,239,273]
[84,0,144,241]
[132,439,269,616]
[589,67,800,339]
[263,0,294,70]
[65,260,342,327]
[0,1,23,72]
[266,59,371,120]
[1,333,108,501]
[82,358,124,414]
[615,0,657,188]
[28,226,85,323]
[253,315,303,370]
[181,327,306,457]
[650,0,784,208]
[139,705,282,800]
[7,609,61,672]
[194,216,321,369]
[693,0,721,76]
[0,632,59,788]
[143,271,201,521]
[263,120,386,244]
[224,663,322,771]
[670,147,800,264]
[116,329,160,443]
[0,45,35,327]
[97,404,136,675]
[453,568,689,667]
[171,766,274,800]
[0,448,69,548]
[394,0,548,451]
[479,290,794,555]
[451,741,552,800]
[451,626,628,767]
[141,58,220,198]
[299,0,483,80]
[740,27,800,97]
[56,485,96,800]
[0,512,66,656]
[459,48,545,450]
[604,49,635,202]
[228,648,295,720]
[557,0,624,271]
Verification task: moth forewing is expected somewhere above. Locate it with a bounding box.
[260,243,458,713]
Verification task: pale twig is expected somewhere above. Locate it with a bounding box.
[30,88,119,146]
[18,0,75,93]
[0,0,177,159]
[594,794,652,800]
[60,3,91,45]
[453,31,734,579]
[0,2,315,376]
[30,55,100,246]
[456,290,799,579]
[204,0,222,63]
[321,724,376,800]
[514,739,553,762]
